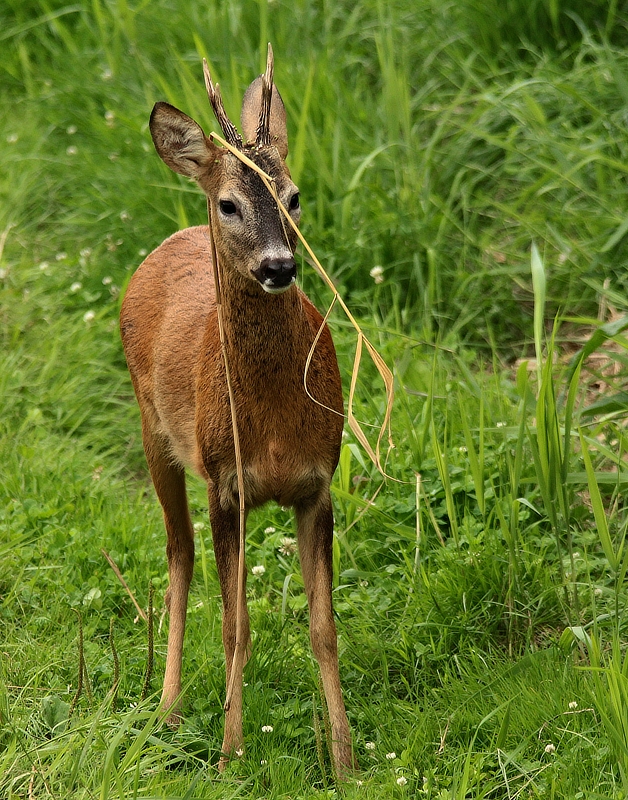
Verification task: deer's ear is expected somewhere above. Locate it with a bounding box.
[149,102,215,179]
[240,77,288,159]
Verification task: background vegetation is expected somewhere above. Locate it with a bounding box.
[2,0,628,797]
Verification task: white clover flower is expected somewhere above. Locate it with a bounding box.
[101,68,113,81]
[278,537,297,556]
[252,565,265,577]
[544,743,555,754]
[396,776,407,786]
[70,281,82,293]
[386,751,396,760]
[56,252,67,261]
[67,125,77,135]
[83,310,95,323]
[66,146,78,156]
[370,265,384,284]
[235,747,243,757]
[496,421,506,428]
[80,248,92,259]
[365,741,376,750]
[105,110,115,126]
[568,701,578,710]
[7,133,18,144]
[109,152,119,161]
[39,261,49,271]
[120,210,130,221]
[102,276,113,285]
[261,725,273,733]
[193,521,205,531]
[264,526,276,534]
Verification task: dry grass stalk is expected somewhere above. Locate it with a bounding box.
[209,130,396,479]
[101,548,148,623]
[204,196,247,713]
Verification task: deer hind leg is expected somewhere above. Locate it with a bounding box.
[296,492,356,776]
[208,486,251,770]
[142,422,195,725]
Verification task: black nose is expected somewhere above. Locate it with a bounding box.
[255,257,297,290]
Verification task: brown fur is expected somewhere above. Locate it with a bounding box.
[120,69,355,774]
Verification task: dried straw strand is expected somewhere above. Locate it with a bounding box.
[205,197,247,713]
[209,130,396,479]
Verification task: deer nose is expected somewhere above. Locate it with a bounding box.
[254,257,297,293]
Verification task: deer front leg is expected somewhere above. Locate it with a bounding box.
[142,426,195,725]
[296,492,356,776]
[209,486,250,770]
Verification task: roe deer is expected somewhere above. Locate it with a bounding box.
[120,48,355,773]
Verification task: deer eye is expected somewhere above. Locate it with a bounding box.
[219,200,237,216]
[288,192,300,211]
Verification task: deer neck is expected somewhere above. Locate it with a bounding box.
[218,264,309,374]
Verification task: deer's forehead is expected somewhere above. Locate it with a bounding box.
[217,148,292,195]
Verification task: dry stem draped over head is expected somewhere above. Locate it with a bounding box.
[208,126,396,479]
[203,43,395,477]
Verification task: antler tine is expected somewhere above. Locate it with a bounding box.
[255,43,274,147]
[202,58,243,148]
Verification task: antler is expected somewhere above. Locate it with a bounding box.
[255,43,274,147]
[203,59,243,148]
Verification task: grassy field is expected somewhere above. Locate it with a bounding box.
[2,0,628,797]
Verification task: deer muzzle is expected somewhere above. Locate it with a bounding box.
[253,256,297,294]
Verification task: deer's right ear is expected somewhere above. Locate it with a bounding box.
[149,102,215,179]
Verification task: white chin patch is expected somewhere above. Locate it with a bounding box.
[261,277,295,295]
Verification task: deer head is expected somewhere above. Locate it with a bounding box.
[149,45,301,294]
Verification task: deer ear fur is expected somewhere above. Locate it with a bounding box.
[149,102,215,179]
[240,77,288,159]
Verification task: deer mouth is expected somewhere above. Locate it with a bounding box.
[252,256,297,294]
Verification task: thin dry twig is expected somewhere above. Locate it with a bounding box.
[101,548,148,623]
[205,194,247,714]
[140,581,154,701]
[209,130,397,480]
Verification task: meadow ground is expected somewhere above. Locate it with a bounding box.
[2,1,628,797]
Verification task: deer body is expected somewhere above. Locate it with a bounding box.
[123,226,342,502]
[120,52,354,773]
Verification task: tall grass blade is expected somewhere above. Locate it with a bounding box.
[579,428,617,572]
[530,242,546,387]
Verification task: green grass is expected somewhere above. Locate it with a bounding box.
[2,0,628,797]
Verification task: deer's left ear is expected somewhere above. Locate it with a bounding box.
[240,77,289,159]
